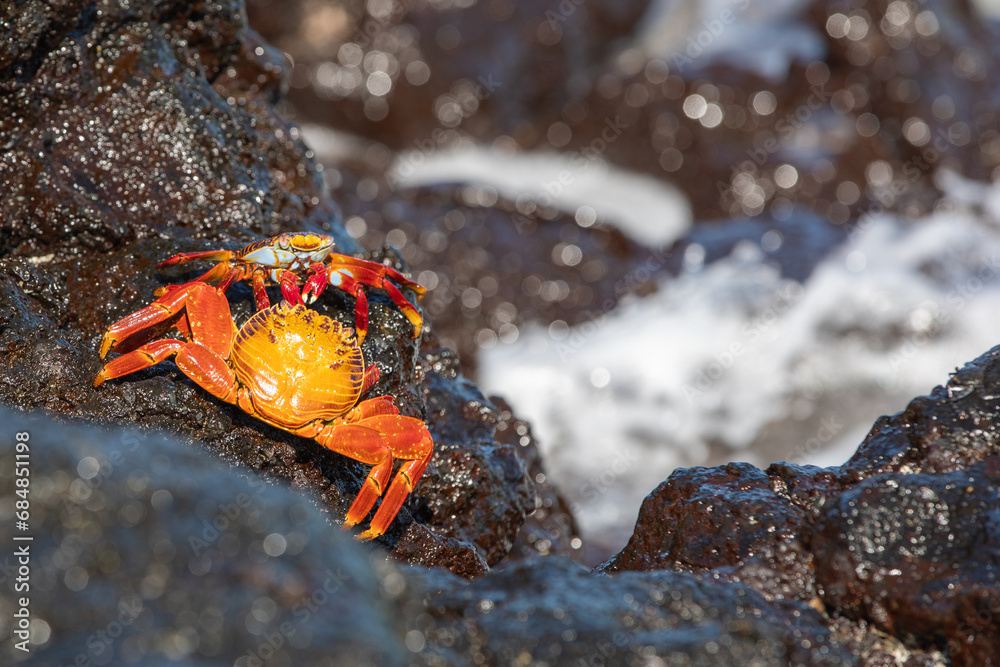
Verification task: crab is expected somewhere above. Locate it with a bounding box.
[156,232,426,344]
[94,281,433,540]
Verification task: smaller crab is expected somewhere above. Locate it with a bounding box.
[94,281,433,539]
[157,232,426,344]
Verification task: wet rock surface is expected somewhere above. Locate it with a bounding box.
[0,0,544,581]
[5,0,1000,665]
[810,460,1000,665]
[601,345,1000,664]
[0,410,407,666]
[408,555,853,666]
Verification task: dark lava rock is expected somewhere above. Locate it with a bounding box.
[810,459,1000,665]
[490,396,584,563]
[1,0,343,256]
[9,0,1000,665]
[598,463,815,584]
[601,345,1000,664]
[0,408,407,666]
[408,556,853,666]
[0,407,858,667]
[842,350,1000,478]
[0,0,552,579]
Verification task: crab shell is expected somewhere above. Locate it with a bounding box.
[233,304,367,428]
[94,282,433,539]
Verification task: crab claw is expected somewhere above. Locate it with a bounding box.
[301,265,329,304]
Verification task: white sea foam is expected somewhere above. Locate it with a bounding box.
[300,122,1000,564]
[632,0,823,81]
[388,146,692,248]
[479,179,1000,562]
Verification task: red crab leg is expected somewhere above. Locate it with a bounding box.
[99,282,200,358]
[362,455,431,541]
[325,266,424,343]
[312,405,433,539]
[94,339,184,386]
[312,423,396,530]
[95,284,238,395]
[157,249,236,268]
[360,364,380,394]
[300,263,329,303]
[359,415,434,540]
[250,268,272,310]
[94,339,239,403]
[325,254,427,298]
[278,269,305,306]
[154,260,242,300]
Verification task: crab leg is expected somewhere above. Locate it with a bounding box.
[154,262,243,302]
[95,284,238,393]
[94,339,184,386]
[363,455,431,541]
[326,254,426,297]
[311,423,396,529]
[157,249,237,268]
[99,282,198,357]
[312,408,433,539]
[315,265,424,343]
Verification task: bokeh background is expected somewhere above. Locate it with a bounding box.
[244,0,1000,562]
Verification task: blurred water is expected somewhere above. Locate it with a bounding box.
[479,173,1000,562]
[388,144,692,248]
[289,0,1000,564]
[633,0,823,80]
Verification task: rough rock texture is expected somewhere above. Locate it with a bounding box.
[0,0,546,578]
[409,556,853,666]
[601,345,1000,664]
[811,460,1000,665]
[6,1,1000,666]
[0,409,407,666]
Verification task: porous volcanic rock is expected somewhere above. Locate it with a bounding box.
[0,408,407,666]
[600,345,1000,664]
[0,0,549,578]
[8,1,1000,665]
[407,555,854,666]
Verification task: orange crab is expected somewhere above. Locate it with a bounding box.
[94,281,433,539]
[156,232,425,344]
